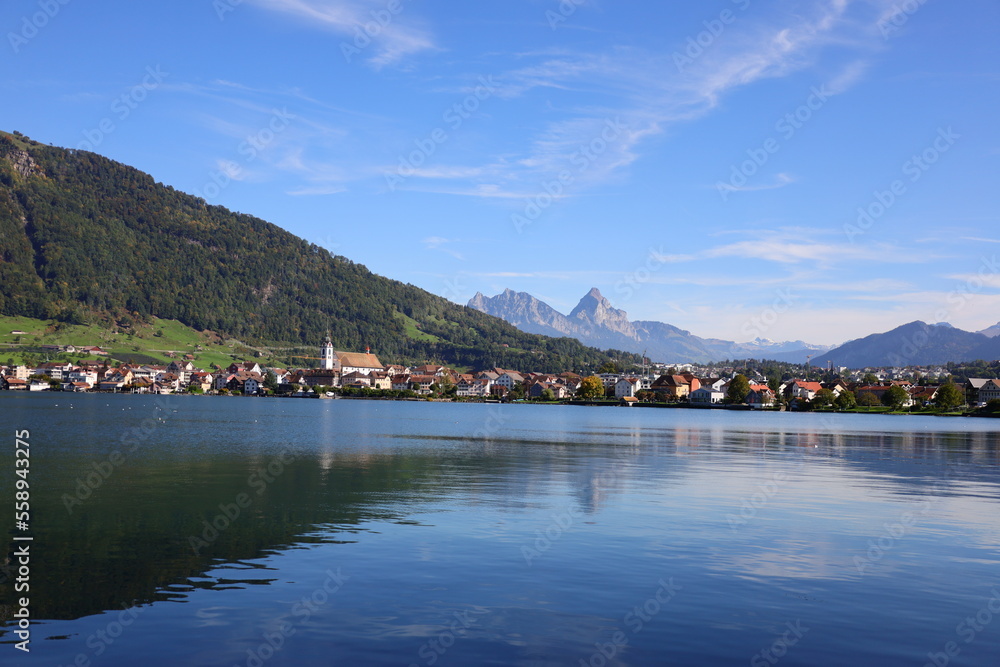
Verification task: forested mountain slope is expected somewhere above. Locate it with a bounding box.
[0,131,636,371]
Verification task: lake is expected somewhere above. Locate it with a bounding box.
[1,393,999,666]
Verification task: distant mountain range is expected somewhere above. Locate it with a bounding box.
[468,288,832,364]
[812,321,1000,368]
[979,322,1000,338]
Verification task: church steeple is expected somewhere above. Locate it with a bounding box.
[321,333,334,370]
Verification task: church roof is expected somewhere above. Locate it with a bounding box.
[335,351,383,369]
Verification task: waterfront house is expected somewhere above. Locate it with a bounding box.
[494,372,525,392]
[68,369,99,387]
[854,385,889,402]
[909,385,939,406]
[2,377,27,391]
[690,386,725,404]
[788,381,822,401]
[457,378,493,398]
[407,375,437,395]
[966,378,1000,406]
[62,381,91,393]
[747,385,776,408]
[977,379,1000,405]
[529,381,568,399]
[615,378,641,399]
[651,375,691,400]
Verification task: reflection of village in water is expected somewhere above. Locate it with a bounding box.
[3,397,998,629]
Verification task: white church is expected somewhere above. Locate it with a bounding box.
[320,336,384,376]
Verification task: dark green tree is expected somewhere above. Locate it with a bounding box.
[857,392,881,409]
[933,382,964,411]
[882,385,909,411]
[834,390,856,411]
[727,374,750,404]
[264,370,278,392]
[812,388,835,408]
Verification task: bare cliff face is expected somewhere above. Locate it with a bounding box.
[468,288,574,334]
[568,288,637,338]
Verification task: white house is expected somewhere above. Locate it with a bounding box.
[68,369,98,386]
[494,372,525,391]
[457,378,492,398]
[690,386,725,404]
[615,378,641,399]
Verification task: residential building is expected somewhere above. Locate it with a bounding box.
[747,385,776,408]
[651,375,691,400]
[690,386,725,404]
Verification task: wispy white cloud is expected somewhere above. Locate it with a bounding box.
[286,184,347,196]
[248,0,436,68]
[717,173,796,194]
[400,0,895,201]
[422,236,465,260]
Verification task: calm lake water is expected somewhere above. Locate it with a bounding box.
[1,394,999,666]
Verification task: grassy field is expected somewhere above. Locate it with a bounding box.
[394,312,442,343]
[0,315,294,368]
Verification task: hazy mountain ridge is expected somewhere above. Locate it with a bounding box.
[813,321,1000,368]
[469,288,832,364]
[979,322,1000,338]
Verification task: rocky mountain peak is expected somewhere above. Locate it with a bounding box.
[570,287,635,337]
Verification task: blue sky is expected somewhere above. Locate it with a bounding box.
[3,0,999,345]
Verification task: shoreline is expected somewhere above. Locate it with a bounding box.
[4,390,996,418]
